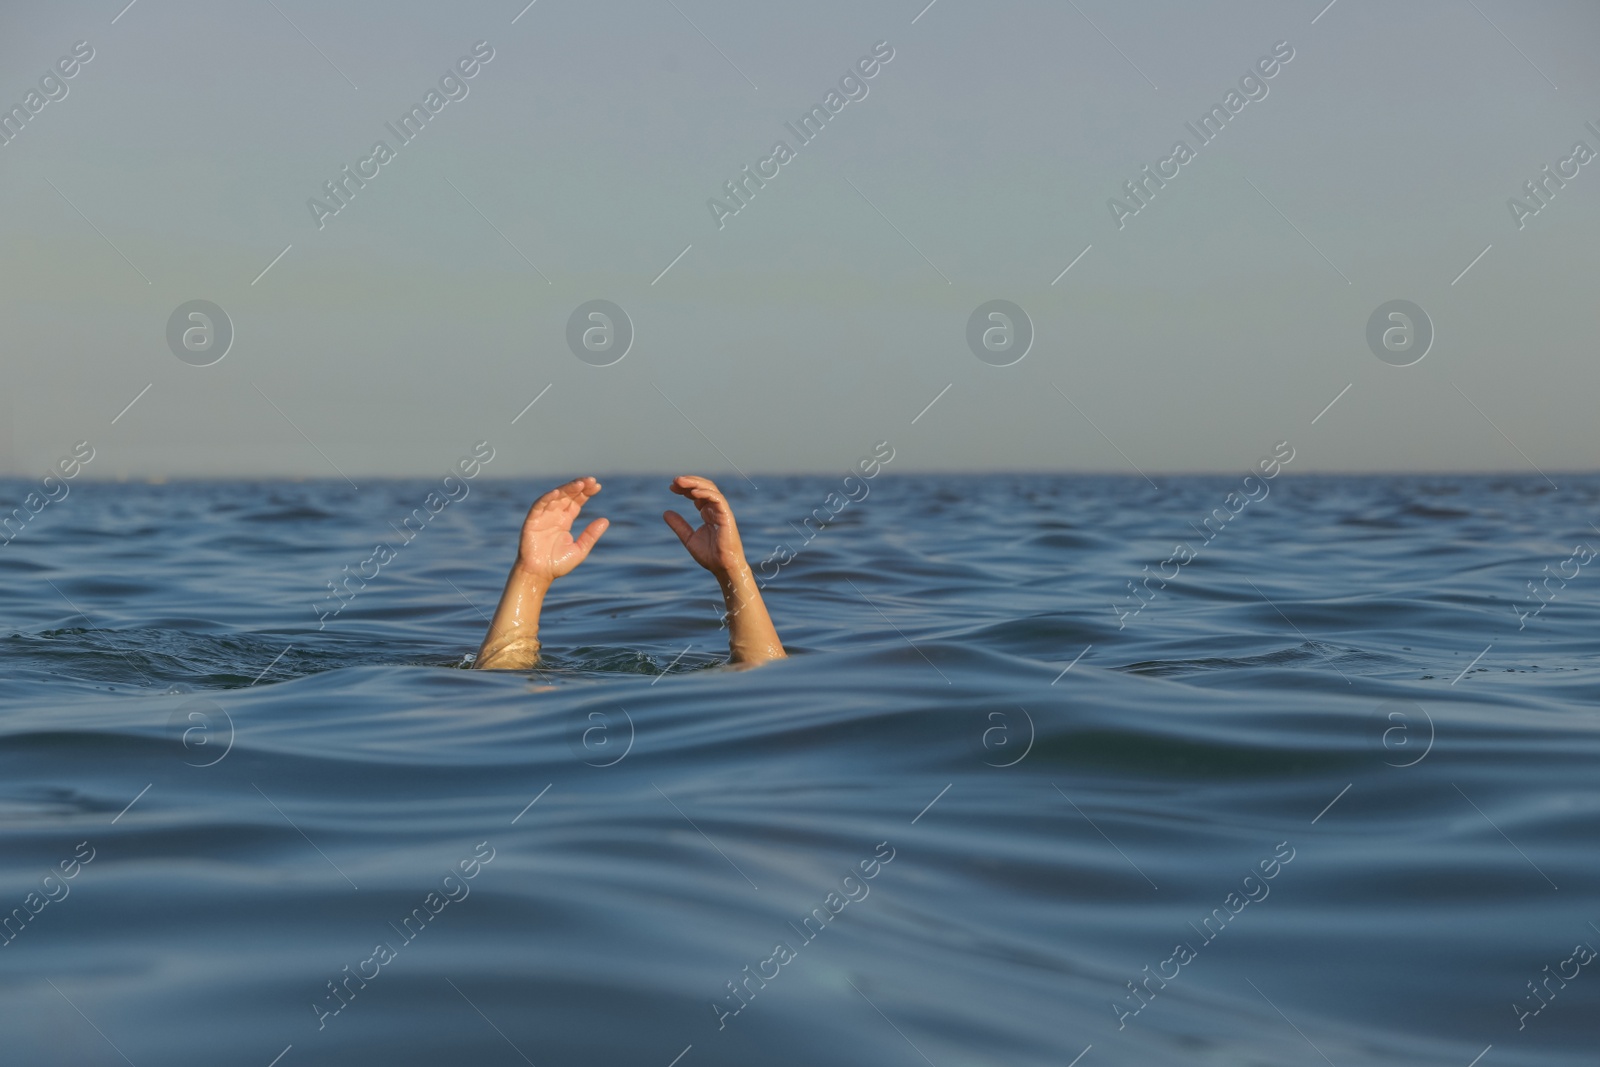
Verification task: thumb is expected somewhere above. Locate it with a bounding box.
[663,510,694,547]
[574,517,608,557]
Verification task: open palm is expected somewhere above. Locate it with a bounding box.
[517,477,609,584]
[663,476,745,578]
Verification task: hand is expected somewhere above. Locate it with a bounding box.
[664,476,786,664]
[663,476,748,582]
[514,477,609,587]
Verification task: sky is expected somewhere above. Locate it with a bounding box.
[3,0,1599,478]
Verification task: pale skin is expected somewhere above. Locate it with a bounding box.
[473,475,786,671]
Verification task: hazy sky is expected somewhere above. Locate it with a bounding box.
[3,0,1598,478]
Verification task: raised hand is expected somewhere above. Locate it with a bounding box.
[663,476,786,665]
[662,476,747,579]
[516,477,610,585]
[474,477,608,670]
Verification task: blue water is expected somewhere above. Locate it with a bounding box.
[0,473,1596,1066]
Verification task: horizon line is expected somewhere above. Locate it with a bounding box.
[2,467,1594,484]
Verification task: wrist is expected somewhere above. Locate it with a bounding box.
[511,558,554,593]
[717,560,757,597]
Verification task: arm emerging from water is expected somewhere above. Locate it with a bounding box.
[663,476,786,666]
[473,477,609,670]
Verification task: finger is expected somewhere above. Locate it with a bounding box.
[669,476,705,498]
[573,517,609,558]
[663,510,695,546]
[549,478,602,528]
[684,484,727,508]
[529,482,573,513]
[685,483,724,499]
[529,477,591,518]
[688,488,731,523]
[559,476,601,505]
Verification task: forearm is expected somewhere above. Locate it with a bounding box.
[718,563,786,665]
[474,563,548,670]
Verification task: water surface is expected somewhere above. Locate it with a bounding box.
[0,473,1595,1066]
